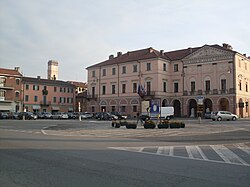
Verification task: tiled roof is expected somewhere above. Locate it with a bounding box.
[87,44,238,68]
[87,47,170,69]
[67,81,87,88]
[0,68,22,77]
[22,76,75,87]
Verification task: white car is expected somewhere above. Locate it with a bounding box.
[80,112,93,119]
[211,111,238,121]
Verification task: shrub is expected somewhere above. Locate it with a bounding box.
[169,121,185,128]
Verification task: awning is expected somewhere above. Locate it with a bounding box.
[32,105,41,110]
[68,108,73,111]
[52,106,60,110]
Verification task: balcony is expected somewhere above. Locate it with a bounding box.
[40,101,51,106]
[145,91,155,97]
[86,94,98,100]
[0,83,14,90]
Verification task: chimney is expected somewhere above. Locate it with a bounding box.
[149,47,154,53]
[243,54,246,57]
[222,43,233,50]
[160,50,164,55]
[117,52,122,57]
[188,47,193,53]
[14,67,20,72]
[109,55,114,60]
[37,76,41,80]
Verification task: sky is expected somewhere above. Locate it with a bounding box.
[0,0,249,82]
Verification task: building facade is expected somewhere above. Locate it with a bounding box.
[0,67,22,112]
[86,44,250,118]
[22,76,76,113]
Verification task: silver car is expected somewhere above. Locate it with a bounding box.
[211,111,238,121]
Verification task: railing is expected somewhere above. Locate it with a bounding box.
[40,101,51,106]
[183,88,234,96]
[86,94,98,99]
[145,91,155,96]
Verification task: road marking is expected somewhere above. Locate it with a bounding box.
[234,143,250,155]
[109,143,250,167]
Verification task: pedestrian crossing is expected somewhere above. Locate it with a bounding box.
[109,143,250,167]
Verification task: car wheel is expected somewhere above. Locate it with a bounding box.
[212,119,215,121]
[217,117,222,121]
[232,116,236,121]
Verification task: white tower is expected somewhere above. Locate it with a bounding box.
[47,60,58,80]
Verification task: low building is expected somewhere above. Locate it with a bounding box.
[22,76,76,113]
[86,43,250,118]
[0,67,22,112]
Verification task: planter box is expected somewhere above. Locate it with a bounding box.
[144,123,156,129]
[126,123,137,129]
[111,122,121,128]
[169,122,185,129]
[158,124,169,129]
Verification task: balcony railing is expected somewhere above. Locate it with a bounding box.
[145,91,155,96]
[40,101,51,106]
[0,83,14,90]
[183,88,234,96]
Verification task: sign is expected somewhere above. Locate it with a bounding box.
[196,96,204,105]
[197,104,204,112]
[150,99,160,118]
[141,101,150,113]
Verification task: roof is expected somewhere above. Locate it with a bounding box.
[67,81,87,88]
[22,76,75,87]
[0,68,22,77]
[87,44,238,68]
[87,47,170,69]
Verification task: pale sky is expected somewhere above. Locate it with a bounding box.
[1,0,249,82]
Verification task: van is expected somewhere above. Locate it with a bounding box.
[160,107,174,120]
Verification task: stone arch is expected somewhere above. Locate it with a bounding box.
[218,98,229,111]
[162,99,168,107]
[119,98,128,105]
[173,99,181,117]
[188,99,197,118]
[204,98,213,113]
[109,100,117,105]
[130,99,139,105]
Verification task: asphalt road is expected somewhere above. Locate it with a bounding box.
[0,119,250,187]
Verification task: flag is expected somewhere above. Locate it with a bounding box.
[137,82,146,98]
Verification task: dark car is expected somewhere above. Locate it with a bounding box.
[110,111,127,120]
[96,112,116,120]
[204,112,211,119]
[0,112,9,119]
[18,112,37,120]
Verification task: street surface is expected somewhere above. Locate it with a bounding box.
[0,119,250,187]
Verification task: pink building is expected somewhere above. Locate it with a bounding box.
[0,67,22,112]
[22,76,76,113]
[86,44,250,118]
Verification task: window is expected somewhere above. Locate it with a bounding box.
[111,106,116,112]
[146,63,151,71]
[54,87,57,92]
[122,66,126,74]
[205,80,210,91]
[67,88,70,93]
[221,79,226,90]
[112,68,116,75]
[34,96,38,102]
[246,82,248,92]
[53,97,56,103]
[191,81,195,92]
[64,88,66,93]
[67,97,70,103]
[112,85,116,94]
[174,64,178,72]
[71,88,73,93]
[25,95,29,102]
[44,86,47,90]
[59,97,62,103]
[60,87,62,92]
[26,84,29,90]
[133,83,137,93]
[102,85,106,95]
[122,84,126,93]
[92,87,95,96]
[102,69,106,76]
[121,106,126,112]
[0,77,6,86]
[163,82,167,92]
[16,78,20,85]
[133,105,137,112]
[163,63,167,71]
[92,71,95,77]
[146,82,151,93]
[15,91,19,98]
[239,80,242,91]
[33,85,39,91]
[174,82,178,93]
[133,65,137,72]
[91,106,95,113]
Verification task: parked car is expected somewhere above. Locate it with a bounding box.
[110,111,127,120]
[18,112,37,120]
[0,112,9,119]
[95,112,117,120]
[80,112,93,119]
[211,111,238,121]
[43,112,52,119]
[204,112,212,119]
[52,112,68,119]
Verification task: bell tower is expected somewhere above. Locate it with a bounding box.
[47,60,58,80]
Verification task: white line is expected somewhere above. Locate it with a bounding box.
[186,146,194,158]
[156,146,164,154]
[196,146,208,160]
[169,146,174,156]
[234,143,250,155]
[211,145,249,166]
